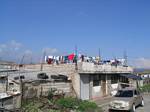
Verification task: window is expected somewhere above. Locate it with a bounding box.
[134,90,140,95]
[115,90,133,97]
[134,90,137,95]
[93,80,100,86]
[93,75,101,87]
[111,75,118,84]
[4,98,13,105]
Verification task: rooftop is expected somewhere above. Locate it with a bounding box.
[78,62,133,74]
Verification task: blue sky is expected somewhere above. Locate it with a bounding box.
[0,0,150,67]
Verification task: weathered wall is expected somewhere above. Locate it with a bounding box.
[71,72,80,98]
[0,94,21,110]
[8,64,76,81]
[78,62,133,74]
[23,82,72,99]
[0,80,6,93]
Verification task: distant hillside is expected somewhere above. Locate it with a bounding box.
[134,68,150,74]
[0,60,16,65]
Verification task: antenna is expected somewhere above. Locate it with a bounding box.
[30,56,33,64]
[19,54,25,107]
[98,48,101,62]
[19,54,25,67]
[123,50,127,66]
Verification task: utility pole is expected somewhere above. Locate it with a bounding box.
[30,56,33,64]
[19,54,25,108]
[40,51,46,71]
[20,55,25,66]
[6,72,8,92]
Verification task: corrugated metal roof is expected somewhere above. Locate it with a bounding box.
[120,74,142,80]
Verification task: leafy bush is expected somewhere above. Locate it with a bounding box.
[48,110,61,112]
[23,101,42,112]
[22,97,101,112]
[56,97,100,112]
[139,84,150,93]
[48,88,57,101]
[78,100,98,112]
[56,97,79,110]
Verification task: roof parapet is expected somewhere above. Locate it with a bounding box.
[78,62,133,74]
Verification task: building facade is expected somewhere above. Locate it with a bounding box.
[72,62,133,100]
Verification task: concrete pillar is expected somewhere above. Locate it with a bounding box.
[89,75,93,99]
[107,75,111,96]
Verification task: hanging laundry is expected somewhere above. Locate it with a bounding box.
[73,55,78,63]
[68,53,75,61]
[64,56,68,61]
[48,56,53,59]
[47,58,53,64]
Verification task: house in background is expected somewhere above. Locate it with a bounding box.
[0,71,21,111]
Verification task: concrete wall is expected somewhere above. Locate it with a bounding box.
[78,62,133,74]
[7,80,20,93]
[0,80,6,93]
[7,64,76,81]
[71,72,80,98]
[92,86,102,99]
[0,94,21,110]
[23,82,72,99]
[110,83,119,96]
[0,82,6,93]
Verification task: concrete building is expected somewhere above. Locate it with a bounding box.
[0,60,17,70]
[72,62,133,100]
[0,62,135,101]
[0,75,21,111]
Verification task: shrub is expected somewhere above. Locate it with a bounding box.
[56,97,100,112]
[77,100,98,112]
[56,97,79,110]
[48,110,61,112]
[139,84,150,93]
[23,101,42,112]
[48,88,57,101]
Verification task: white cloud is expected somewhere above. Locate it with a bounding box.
[0,48,2,53]
[42,48,58,55]
[0,40,23,62]
[10,40,22,51]
[0,44,7,49]
[0,40,22,53]
[0,40,60,64]
[24,50,32,55]
[132,58,150,68]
